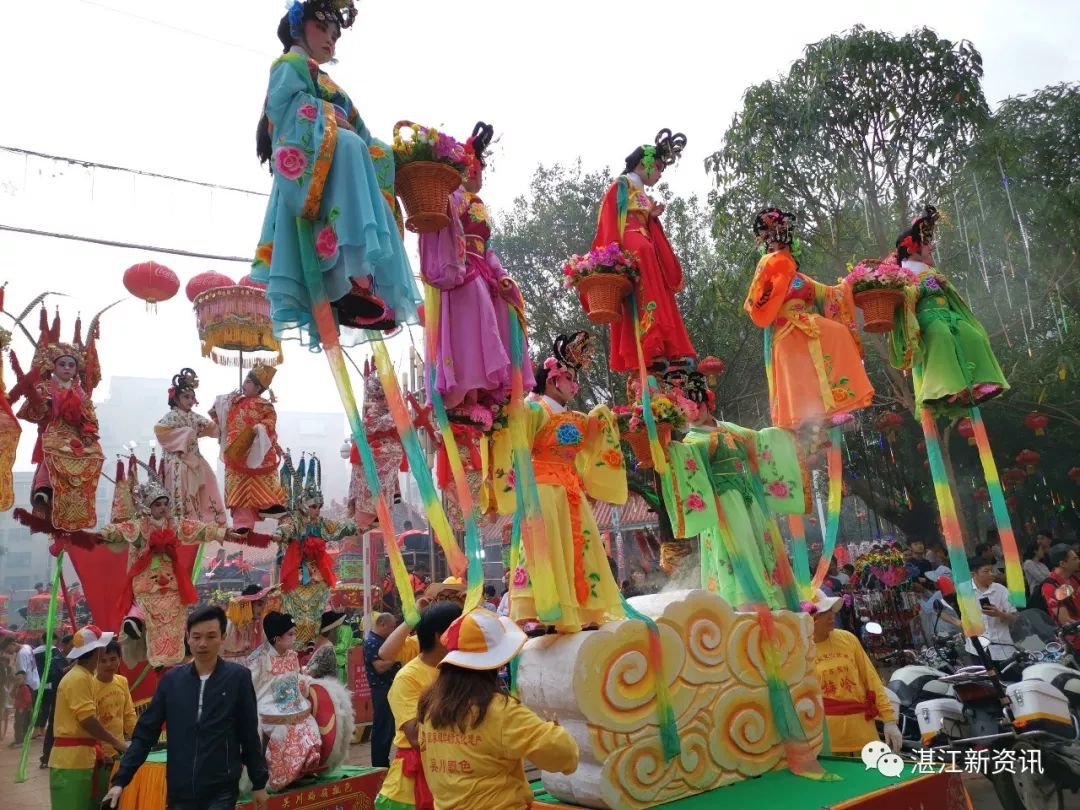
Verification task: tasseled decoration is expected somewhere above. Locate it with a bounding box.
[73,314,83,347]
[115,457,125,482]
[158,455,165,479]
[12,508,98,549]
[38,305,48,333]
[50,308,60,344]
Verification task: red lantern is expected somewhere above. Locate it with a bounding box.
[1024,411,1049,437]
[875,411,904,441]
[185,271,235,302]
[956,417,975,446]
[123,261,180,311]
[239,274,267,290]
[916,441,926,453]
[698,355,725,387]
[1069,467,1080,485]
[973,487,990,505]
[1016,449,1041,474]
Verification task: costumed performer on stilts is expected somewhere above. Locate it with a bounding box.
[251,0,421,342]
[274,455,357,645]
[418,121,534,416]
[213,364,286,532]
[12,309,106,533]
[889,204,1008,414]
[99,480,257,669]
[154,367,226,524]
[591,129,696,373]
[744,208,874,429]
[490,333,626,633]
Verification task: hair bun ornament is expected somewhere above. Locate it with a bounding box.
[752,207,796,246]
[554,331,593,371]
[654,128,687,166]
[171,367,199,393]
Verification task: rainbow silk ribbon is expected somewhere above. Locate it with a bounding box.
[787,513,813,594]
[618,595,681,761]
[422,282,485,611]
[969,405,1025,607]
[506,309,559,622]
[810,427,843,590]
[920,407,984,636]
[629,294,669,476]
[296,218,419,625]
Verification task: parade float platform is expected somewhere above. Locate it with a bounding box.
[531,758,973,809]
[113,752,385,810]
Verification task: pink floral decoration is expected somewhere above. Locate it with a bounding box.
[274,146,307,180]
[314,225,338,259]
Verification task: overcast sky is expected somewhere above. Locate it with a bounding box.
[1,0,1077,474]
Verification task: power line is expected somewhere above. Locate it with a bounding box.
[1,146,269,198]
[0,224,253,264]
[74,0,276,59]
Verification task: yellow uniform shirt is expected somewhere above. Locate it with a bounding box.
[48,664,100,770]
[94,674,136,758]
[394,634,420,664]
[378,656,438,805]
[418,695,579,810]
[814,628,896,753]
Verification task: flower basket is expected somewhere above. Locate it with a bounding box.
[621,423,672,469]
[392,120,466,234]
[395,161,462,233]
[854,288,904,333]
[577,274,632,325]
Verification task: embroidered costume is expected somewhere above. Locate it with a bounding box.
[154,368,225,524]
[217,365,286,531]
[418,122,534,412]
[348,363,403,527]
[491,335,625,632]
[276,454,357,645]
[251,1,420,345]
[744,209,874,428]
[99,482,229,668]
[889,206,1008,416]
[0,325,20,511]
[11,307,107,532]
[591,130,696,372]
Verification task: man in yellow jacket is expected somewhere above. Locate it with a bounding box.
[810,590,902,754]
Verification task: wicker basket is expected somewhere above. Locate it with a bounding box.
[393,121,463,234]
[577,274,632,325]
[854,288,904,333]
[621,423,673,469]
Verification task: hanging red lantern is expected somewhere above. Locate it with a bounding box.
[239,274,267,290]
[1002,467,1027,489]
[185,271,235,302]
[1016,449,1041,474]
[698,355,725,387]
[1024,411,1049,437]
[875,411,904,441]
[1069,467,1080,485]
[956,417,975,446]
[123,261,180,311]
[973,487,990,505]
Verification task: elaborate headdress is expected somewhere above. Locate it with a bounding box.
[534,332,592,394]
[168,367,199,406]
[682,371,716,413]
[361,357,386,404]
[631,129,687,175]
[279,450,322,511]
[286,0,357,39]
[137,478,170,513]
[247,363,277,391]
[16,304,114,396]
[896,204,940,261]
[464,121,495,178]
[753,207,797,248]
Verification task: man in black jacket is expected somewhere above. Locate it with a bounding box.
[103,606,269,810]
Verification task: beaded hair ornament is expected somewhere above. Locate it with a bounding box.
[640,129,687,174]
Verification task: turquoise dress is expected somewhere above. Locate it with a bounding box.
[252,49,420,347]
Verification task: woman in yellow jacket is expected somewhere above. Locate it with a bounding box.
[416,609,579,809]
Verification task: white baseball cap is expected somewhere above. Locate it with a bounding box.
[67,625,115,659]
[810,589,843,614]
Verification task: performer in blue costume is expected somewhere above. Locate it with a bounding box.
[252,0,420,345]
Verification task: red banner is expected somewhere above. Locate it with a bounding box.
[348,645,373,726]
[236,769,385,810]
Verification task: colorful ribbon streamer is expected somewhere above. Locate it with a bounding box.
[969,406,1025,607]
[920,407,984,637]
[810,427,843,591]
[16,551,63,783]
[421,282,485,610]
[366,337,467,578]
[787,513,812,593]
[618,595,680,761]
[506,308,559,622]
[295,218,419,626]
[629,295,669,476]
